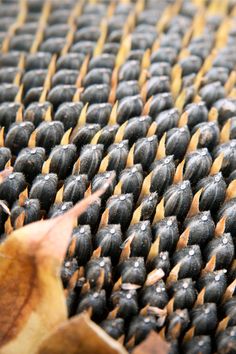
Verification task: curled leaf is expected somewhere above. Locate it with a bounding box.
[37,313,127,354]
[132,331,169,354]
[0,182,112,354]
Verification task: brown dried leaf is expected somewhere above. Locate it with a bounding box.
[132,331,169,354]
[37,313,127,354]
[0,184,110,354]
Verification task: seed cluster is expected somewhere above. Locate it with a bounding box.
[0,0,236,353]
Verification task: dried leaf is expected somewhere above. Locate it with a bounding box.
[0,183,111,354]
[132,331,169,354]
[37,313,127,354]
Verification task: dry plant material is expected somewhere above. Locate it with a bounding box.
[0,186,110,354]
[132,331,170,354]
[37,314,127,354]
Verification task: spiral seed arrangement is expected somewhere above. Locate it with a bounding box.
[0,0,236,352]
